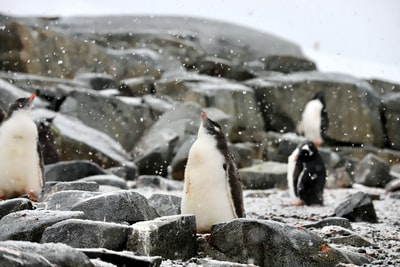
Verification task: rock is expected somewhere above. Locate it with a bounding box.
[119,76,156,96]
[0,198,33,220]
[42,190,101,211]
[107,165,138,181]
[45,160,106,182]
[303,217,352,230]
[41,219,132,250]
[382,93,400,150]
[71,190,159,223]
[326,166,354,189]
[263,132,307,162]
[334,191,378,223]
[318,225,375,247]
[385,178,400,192]
[59,89,154,151]
[74,73,118,90]
[261,55,317,74]
[204,218,371,266]
[148,194,181,216]
[0,245,53,267]
[239,161,287,189]
[229,142,254,168]
[0,240,93,267]
[126,215,197,260]
[78,248,162,267]
[367,78,400,95]
[79,174,129,190]
[43,181,100,196]
[246,72,385,147]
[136,175,183,191]
[170,137,195,181]
[354,153,391,187]
[0,210,85,241]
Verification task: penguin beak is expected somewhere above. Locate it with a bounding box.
[28,92,37,102]
[201,111,207,120]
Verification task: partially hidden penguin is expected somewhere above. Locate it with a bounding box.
[0,91,44,200]
[287,141,326,206]
[181,111,245,233]
[297,91,329,147]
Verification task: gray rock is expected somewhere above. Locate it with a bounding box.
[148,194,181,216]
[229,142,254,169]
[107,164,138,181]
[71,190,159,223]
[354,153,391,187]
[0,240,93,267]
[204,218,371,266]
[261,55,317,74]
[119,76,156,96]
[45,160,106,182]
[41,219,132,250]
[263,132,306,162]
[239,161,287,189]
[334,191,378,223]
[74,72,118,90]
[303,217,352,230]
[79,248,162,267]
[382,93,400,150]
[136,175,183,191]
[0,245,53,267]
[36,117,61,164]
[79,174,129,189]
[90,259,117,267]
[318,225,375,247]
[385,178,400,192]
[42,190,101,211]
[43,181,100,196]
[127,215,197,260]
[170,137,195,181]
[246,72,385,147]
[0,198,33,220]
[367,78,400,95]
[0,210,85,241]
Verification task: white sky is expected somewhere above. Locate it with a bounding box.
[1,0,400,82]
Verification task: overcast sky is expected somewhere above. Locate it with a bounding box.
[1,0,399,82]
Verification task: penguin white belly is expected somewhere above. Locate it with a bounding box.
[181,137,235,232]
[301,100,323,144]
[287,147,299,200]
[0,112,42,198]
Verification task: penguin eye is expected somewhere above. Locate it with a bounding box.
[214,126,220,133]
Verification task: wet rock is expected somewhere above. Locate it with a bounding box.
[79,174,129,190]
[303,217,352,230]
[261,55,317,74]
[334,191,378,223]
[326,166,354,189]
[74,73,118,90]
[0,198,33,220]
[246,72,385,147]
[204,218,371,266]
[239,161,287,189]
[148,194,181,216]
[318,225,375,247]
[0,240,93,267]
[0,210,85,241]
[0,245,53,267]
[43,181,100,196]
[42,190,101,211]
[263,132,306,162]
[126,215,197,260]
[367,78,400,95]
[79,248,162,267]
[170,137,195,181]
[385,178,400,192]
[382,93,400,150]
[136,175,183,191]
[41,219,132,250]
[45,160,106,182]
[119,76,156,97]
[71,190,159,224]
[229,142,254,169]
[354,153,391,187]
[107,165,138,181]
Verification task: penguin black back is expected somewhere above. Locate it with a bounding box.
[292,141,326,205]
[312,91,329,139]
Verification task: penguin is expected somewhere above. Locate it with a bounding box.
[0,92,44,200]
[181,111,245,233]
[297,92,329,147]
[287,141,326,205]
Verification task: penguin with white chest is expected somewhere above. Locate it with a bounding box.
[181,111,245,233]
[0,92,44,200]
[297,92,329,147]
[287,141,326,205]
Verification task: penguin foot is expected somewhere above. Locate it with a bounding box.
[200,233,211,241]
[314,141,322,147]
[292,200,304,206]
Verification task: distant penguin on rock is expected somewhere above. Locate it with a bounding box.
[0,92,44,200]
[287,141,326,206]
[181,111,245,233]
[297,92,329,147]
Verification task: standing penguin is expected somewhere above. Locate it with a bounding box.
[287,141,326,205]
[0,92,44,200]
[297,92,329,147]
[181,111,245,233]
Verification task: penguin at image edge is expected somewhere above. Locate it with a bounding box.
[181,111,245,233]
[297,91,329,147]
[0,91,44,200]
[287,141,326,206]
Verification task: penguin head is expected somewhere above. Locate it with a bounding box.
[200,111,223,137]
[297,141,318,161]
[312,91,326,107]
[6,91,38,118]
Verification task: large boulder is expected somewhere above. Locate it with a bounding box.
[382,93,400,150]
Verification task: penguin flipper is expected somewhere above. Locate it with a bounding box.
[292,161,303,197]
[225,154,245,218]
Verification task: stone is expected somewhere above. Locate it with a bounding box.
[263,132,306,163]
[106,165,138,181]
[0,245,54,267]
[136,175,183,191]
[126,215,197,260]
[170,137,195,181]
[385,178,400,192]
[74,73,118,90]
[78,248,162,267]
[367,79,400,95]
[303,217,352,230]
[0,198,33,220]
[41,219,132,250]
[147,194,181,216]
[261,55,317,74]
[204,218,371,266]
[71,190,159,224]
[45,160,106,182]
[78,174,129,190]
[239,161,287,189]
[43,181,100,196]
[382,93,400,150]
[334,191,379,223]
[42,190,101,211]
[354,153,391,187]
[119,76,156,96]
[0,210,85,241]
[0,240,93,267]
[318,225,375,247]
